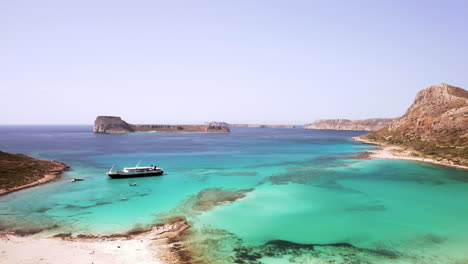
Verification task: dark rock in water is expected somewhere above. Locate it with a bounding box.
[422,234,446,244]
[161,223,404,264]
[220,171,258,176]
[191,188,254,211]
[11,224,59,236]
[35,207,50,213]
[64,201,112,210]
[264,240,316,250]
[93,116,230,134]
[53,233,73,238]
[233,247,263,264]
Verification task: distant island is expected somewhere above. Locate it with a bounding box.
[355,83,467,169]
[94,116,230,134]
[304,118,394,131]
[0,151,69,196]
[230,124,295,128]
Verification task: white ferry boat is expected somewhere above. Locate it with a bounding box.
[107,161,164,179]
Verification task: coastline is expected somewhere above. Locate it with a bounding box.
[0,217,190,264]
[352,136,468,170]
[0,160,69,196]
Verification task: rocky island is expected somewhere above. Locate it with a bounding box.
[94,116,230,134]
[0,151,69,196]
[355,83,468,169]
[304,118,394,131]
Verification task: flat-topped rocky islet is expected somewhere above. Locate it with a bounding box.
[93,116,230,134]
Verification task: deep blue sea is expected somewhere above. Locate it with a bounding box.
[1,125,468,263]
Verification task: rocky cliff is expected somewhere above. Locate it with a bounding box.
[93,116,134,133]
[361,83,468,166]
[93,116,230,134]
[304,118,393,131]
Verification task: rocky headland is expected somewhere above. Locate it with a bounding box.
[0,151,69,196]
[304,118,394,131]
[94,116,230,134]
[355,83,468,169]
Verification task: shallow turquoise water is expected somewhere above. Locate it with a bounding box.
[0,125,467,263]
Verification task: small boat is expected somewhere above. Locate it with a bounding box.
[129,183,137,186]
[107,161,164,179]
[71,178,84,182]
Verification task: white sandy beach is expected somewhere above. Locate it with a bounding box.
[0,219,189,264]
[0,234,162,264]
[353,137,468,170]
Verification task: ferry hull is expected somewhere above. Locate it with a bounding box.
[107,170,164,179]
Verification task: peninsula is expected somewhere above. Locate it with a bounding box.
[93,116,230,134]
[0,151,69,196]
[304,118,393,131]
[355,83,468,169]
[230,124,295,128]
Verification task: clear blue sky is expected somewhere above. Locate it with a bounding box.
[1,0,467,124]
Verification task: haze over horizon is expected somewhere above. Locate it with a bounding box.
[1,0,467,125]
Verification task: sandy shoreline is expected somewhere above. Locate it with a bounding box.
[0,218,189,264]
[352,136,468,170]
[0,233,161,264]
[0,161,69,196]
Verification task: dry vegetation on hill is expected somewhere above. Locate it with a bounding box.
[0,151,69,195]
[361,83,468,166]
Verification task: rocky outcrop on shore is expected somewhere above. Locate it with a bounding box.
[93,116,230,134]
[230,124,295,128]
[304,118,393,131]
[358,83,468,167]
[0,151,69,196]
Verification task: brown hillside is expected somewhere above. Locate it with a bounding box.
[362,83,468,166]
[0,151,69,195]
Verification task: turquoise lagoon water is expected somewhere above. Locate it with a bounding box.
[0,125,467,263]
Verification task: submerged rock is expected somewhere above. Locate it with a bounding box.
[192,188,254,211]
